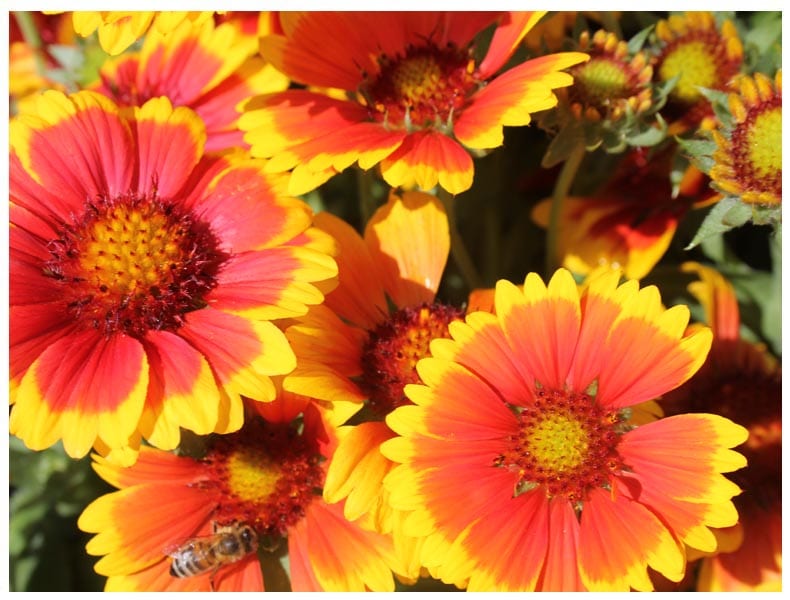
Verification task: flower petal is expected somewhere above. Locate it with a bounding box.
[495,270,581,391]
[10,90,134,209]
[477,11,546,78]
[130,96,206,198]
[323,422,395,524]
[314,211,389,329]
[298,500,398,591]
[456,52,588,149]
[598,288,713,407]
[379,130,474,194]
[210,247,335,320]
[138,331,222,449]
[177,307,294,404]
[364,190,449,307]
[578,487,685,591]
[195,158,313,252]
[10,330,148,458]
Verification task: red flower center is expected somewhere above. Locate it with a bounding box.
[361,42,479,132]
[44,189,227,338]
[730,100,782,200]
[360,302,464,418]
[495,388,625,502]
[203,418,324,546]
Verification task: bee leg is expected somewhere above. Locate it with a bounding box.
[209,568,217,592]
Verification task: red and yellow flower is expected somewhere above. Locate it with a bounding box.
[652,11,743,133]
[77,391,404,591]
[660,263,781,591]
[239,11,589,195]
[93,16,289,152]
[283,190,461,579]
[9,90,337,464]
[381,268,748,591]
[710,70,782,206]
[69,11,217,55]
[531,146,719,279]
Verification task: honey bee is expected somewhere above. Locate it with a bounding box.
[168,520,258,591]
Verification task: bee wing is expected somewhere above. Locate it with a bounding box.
[163,532,215,558]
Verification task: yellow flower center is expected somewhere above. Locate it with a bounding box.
[226,447,281,503]
[746,107,782,179]
[46,192,226,337]
[526,411,590,473]
[495,388,625,502]
[208,419,324,539]
[659,41,717,103]
[363,43,478,131]
[575,58,629,105]
[392,55,443,105]
[361,302,464,418]
[80,203,187,297]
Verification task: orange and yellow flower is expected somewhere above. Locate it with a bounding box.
[78,392,404,591]
[381,268,748,591]
[652,11,743,133]
[283,190,461,579]
[69,11,217,55]
[9,90,337,465]
[239,11,589,195]
[93,16,289,152]
[531,146,718,279]
[660,263,781,591]
[710,71,782,206]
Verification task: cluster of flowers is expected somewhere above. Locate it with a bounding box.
[8,10,781,592]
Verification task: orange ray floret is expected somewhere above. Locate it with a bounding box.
[9,90,337,464]
[240,11,588,195]
[381,268,748,591]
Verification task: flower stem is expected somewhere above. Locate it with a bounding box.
[546,142,586,276]
[437,188,483,291]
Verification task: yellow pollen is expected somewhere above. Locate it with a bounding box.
[527,413,590,473]
[80,204,182,296]
[746,107,782,179]
[226,447,281,504]
[660,41,718,103]
[392,55,442,105]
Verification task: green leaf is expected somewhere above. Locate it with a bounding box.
[676,136,717,174]
[627,24,654,54]
[685,197,752,249]
[625,116,667,147]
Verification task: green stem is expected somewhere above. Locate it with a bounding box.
[437,188,483,291]
[545,142,586,276]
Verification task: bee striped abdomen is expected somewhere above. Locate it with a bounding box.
[170,541,220,578]
[167,522,258,584]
